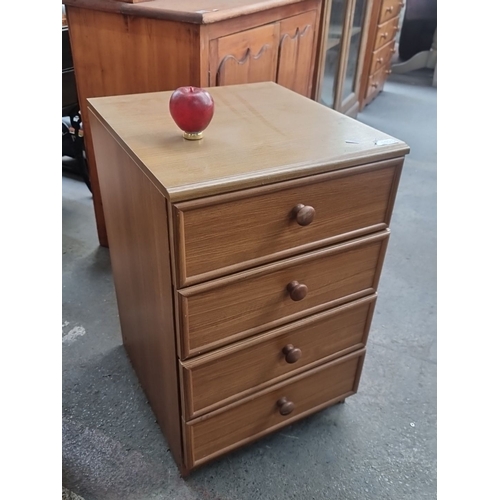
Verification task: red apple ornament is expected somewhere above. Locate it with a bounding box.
[169,86,215,140]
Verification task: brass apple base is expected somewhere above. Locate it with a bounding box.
[183,131,204,140]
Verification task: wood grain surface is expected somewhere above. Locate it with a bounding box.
[66,6,203,245]
[181,295,376,418]
[63,0,312,24]
[377,0,403,24]
[88,109,184,470]
[174,158,403,286]
[213,23,279,86]
[276,10,318,96]
[373,16,400,51]
[178,231,389,358]
[184,349,365,467]
[87,82,409,204]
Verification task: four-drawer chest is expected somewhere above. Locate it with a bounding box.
[88,82,409,475]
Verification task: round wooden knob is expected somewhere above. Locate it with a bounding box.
[293,204,315,226]
[277,397,295,416]
[385,69,392,75]
[287,281,308,301]
[371,83,379,88]
[386,6,394,12]
[400,2,405,7]
[377,57,383,63]
[391,48,397,53]
[381,32,388,39]
[282,344,302,364]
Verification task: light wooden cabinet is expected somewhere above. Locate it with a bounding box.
[359,0,405,109]
[63,0,322,247]
[87,82,409,475]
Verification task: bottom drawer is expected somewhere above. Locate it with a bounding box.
[184,349,365,468]
[365,63,391,102]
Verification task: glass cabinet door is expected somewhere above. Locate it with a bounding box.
[318,0,369,116]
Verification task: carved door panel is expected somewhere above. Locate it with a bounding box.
[277,11,318,97]
[211,24,279,87]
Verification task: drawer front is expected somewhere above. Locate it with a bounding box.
[178,231,389,358]
[174,159,402,286]
[378,0,404,25]
[181,295,376,418]
[184,349,365,468]
[374,17,400,51]
[369,39,396,76]
[365,63,391,101]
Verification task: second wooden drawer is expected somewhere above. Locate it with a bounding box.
[178,231,389,358]
[374,16,400,51]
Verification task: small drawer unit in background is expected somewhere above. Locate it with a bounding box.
[88,82,409,475]
[360,0,405,109]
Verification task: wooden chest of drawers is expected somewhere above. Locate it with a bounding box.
[88,82,409,475]
[360,0,405,109]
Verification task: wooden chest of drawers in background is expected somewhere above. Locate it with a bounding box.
[359,0,405,109]
[88,82,409,475]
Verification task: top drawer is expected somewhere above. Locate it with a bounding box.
[173,158,403,287]
[378,0,404,25]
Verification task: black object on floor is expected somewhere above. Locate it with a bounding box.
[62,105,92,193]
[398,0,437,61]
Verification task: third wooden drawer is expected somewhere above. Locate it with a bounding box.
[181,294,376,418]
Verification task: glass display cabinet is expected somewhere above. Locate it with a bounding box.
[315,0,371,117]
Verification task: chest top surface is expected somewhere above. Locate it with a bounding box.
[88,82,409,202]
[62,0,312,24]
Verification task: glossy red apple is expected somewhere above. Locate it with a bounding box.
[169,86,215,140]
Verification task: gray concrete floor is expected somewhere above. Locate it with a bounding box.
[62,69,436,500]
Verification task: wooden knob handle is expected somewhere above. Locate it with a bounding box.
[386,6,394,12]
[293,204,315,226]
[385,69,392,75]
[400,2,405,7]
[377,57,383,63]
[277,397,295,416]
[391,48,397,53]
[371,83,379,88]
[282,344,302,364]
[381,32,388,39]
[287,281,308,301]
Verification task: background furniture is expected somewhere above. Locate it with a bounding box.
[62,18,77,111]
[392,0,436,86]
[358,0,405,110]
[315,0,372,116]
[396,0,436,61]
[88,82,409,475]
[63,0,322,247]
[62,10,91,192]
